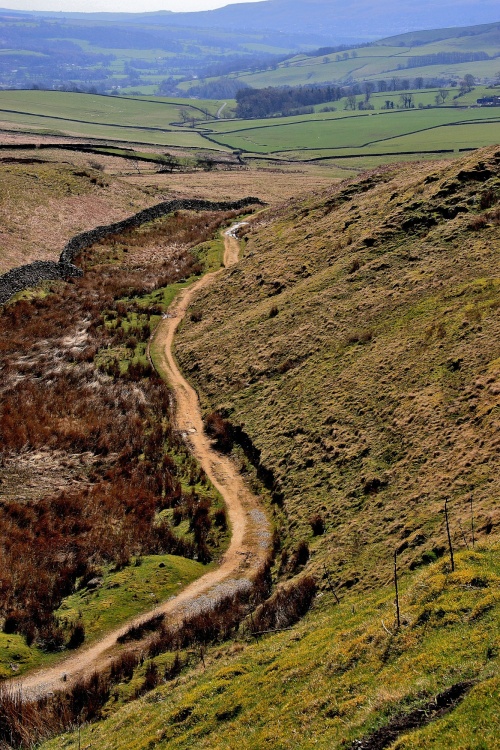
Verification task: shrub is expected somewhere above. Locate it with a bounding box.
[468,214,488,231]
[309,513,325,535]
[67,621,85,649]
[249,575,317,633]
[479,189,498,210]
[286,540,310,572]
[204,411,234,453]
[213,508,228,530]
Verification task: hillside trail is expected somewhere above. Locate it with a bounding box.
[11,222,270,700]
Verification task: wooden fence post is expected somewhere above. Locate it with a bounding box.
[394,550,401,630]
[445,498,455,572]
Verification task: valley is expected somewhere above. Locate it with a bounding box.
[0,5,499,749]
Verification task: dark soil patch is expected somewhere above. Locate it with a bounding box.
[348,680,475,749]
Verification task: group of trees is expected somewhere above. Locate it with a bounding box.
[406,51,490,69]
[233,72,481,119]
[235,84,344,118]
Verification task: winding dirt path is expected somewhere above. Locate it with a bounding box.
[11,223,270,699]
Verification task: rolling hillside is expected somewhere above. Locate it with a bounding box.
[38,146,500,750]
[176,146,500,587]
[205,21,500,90]
[134,1,500,42]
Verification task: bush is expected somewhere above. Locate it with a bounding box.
[67,621,85,649]
[204,411,234,453]
[309,513,325,535]
[479,189,498,210]
[288,540,310,572]
[249,575,317,633]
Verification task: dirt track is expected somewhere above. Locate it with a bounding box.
[11,223,270,699]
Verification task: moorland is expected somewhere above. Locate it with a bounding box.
[0,9,499,748]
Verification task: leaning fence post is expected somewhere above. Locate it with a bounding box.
[445,498,455,572]
[470,493,475,550]
[393,550,401,630]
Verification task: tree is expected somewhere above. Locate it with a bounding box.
[414,77,424,89]
[345,94,357,110]
[157,153,179,173]
[399,93,414,108]
[363,81,375,103]
[435,89,449,106]
[459,74,475,95]
[464,73,475,89]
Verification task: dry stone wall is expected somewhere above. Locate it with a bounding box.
[0,261,83,306]
[0,197,262,306]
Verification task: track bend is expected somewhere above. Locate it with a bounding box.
[11,222,270,700]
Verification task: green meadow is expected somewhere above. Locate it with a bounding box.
[0,90,228,148]
[40,547,500,750]
[56,554,207,643]
[206,106,500,157]
[202,22,500,90]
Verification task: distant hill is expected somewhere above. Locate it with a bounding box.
[146,0,499,41]
[198,20,500,91]
[0,4,498,94]
[3,0,500,44]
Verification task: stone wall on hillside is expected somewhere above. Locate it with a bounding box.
[59,198,262,264]
[0,261,82,306]
[0,197,263,305]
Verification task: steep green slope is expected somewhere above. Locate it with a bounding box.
[176,147,500,588]
[41,547,499,749]
[204,22,500,89]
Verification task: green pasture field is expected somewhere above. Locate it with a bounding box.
[0,91,231,147]
[56,554,207,643]
[211,24,500,90]
[0,554,208,680]
[0,90,223,128]
[202,89,495,134]
[0,89,497,162]
[0,111,211,147]
[205,107,500,157]
[226,53,500,89]
[41,547,500,750]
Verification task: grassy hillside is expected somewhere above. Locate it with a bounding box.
[4,145,500,750]
[0,154,156,273]
[205,22,500,90]
[0,135,347,274]
[0,90,226,149]
[3,88,499,171]
[41,546,500,749]
[40,146,499,750]
[176,147,500,590]
[206,105,500,159]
